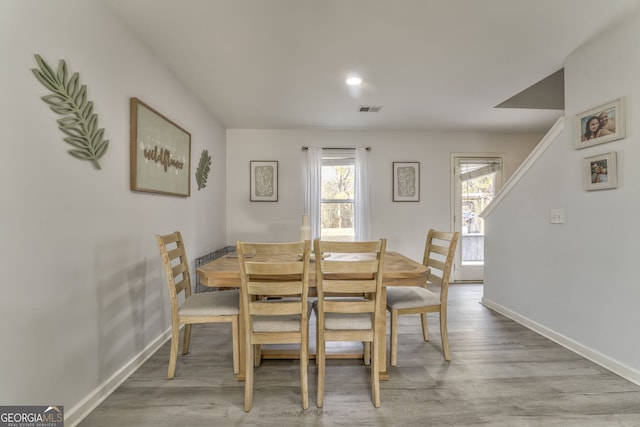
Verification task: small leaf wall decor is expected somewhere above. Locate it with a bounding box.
[31,54,109,170]
[195,150,212,190]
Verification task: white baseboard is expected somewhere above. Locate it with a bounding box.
[65,329,172,427]
[481,297,640,387]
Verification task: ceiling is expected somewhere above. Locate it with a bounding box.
[105,0,639,134]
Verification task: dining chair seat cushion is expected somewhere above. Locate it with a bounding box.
[179,289,240,317]
[323,312,373,330]
[252,301,312,332]
[252,314,302,332]
[311,299,372,330]
[386,286,440,310]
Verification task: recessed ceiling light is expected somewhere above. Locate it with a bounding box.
[346,76,362,86]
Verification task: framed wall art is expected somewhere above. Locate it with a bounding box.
[583,151,617,191]
[250,160,278,202]
[130,98,191,197]
[574,97,625,149]
[393,162,420,202]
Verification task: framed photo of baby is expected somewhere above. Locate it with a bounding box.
[574,98,625,149]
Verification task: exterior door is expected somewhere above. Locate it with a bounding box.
[451,154,504,282]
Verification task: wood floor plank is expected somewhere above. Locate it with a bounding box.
[78,284,640,426]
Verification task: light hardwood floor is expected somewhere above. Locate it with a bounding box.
[79,284,640,426]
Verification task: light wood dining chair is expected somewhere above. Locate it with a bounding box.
[386,229,459,364]
[156,231,240,379]
[314,238,387,408]
[236,240,311,412]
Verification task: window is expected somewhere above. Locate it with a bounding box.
[321,151,355,241]
[305,146,370,242]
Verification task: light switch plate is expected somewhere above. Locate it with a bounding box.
[550,208,565,224]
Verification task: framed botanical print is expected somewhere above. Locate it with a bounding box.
[250,161,278,202]
[393,162,420,202]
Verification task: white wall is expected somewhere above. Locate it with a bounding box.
[0,0,227,421]
[226,129,540,261]
[483,11,640,383]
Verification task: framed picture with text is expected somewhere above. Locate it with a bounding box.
[130,98,191,197]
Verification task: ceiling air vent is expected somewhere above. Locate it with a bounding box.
[359,106,383,113]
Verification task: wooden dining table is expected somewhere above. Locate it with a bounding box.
[196,250,429,381]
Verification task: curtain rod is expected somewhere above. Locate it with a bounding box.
[301,146,371,151]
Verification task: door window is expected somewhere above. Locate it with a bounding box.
[452,155,503,282]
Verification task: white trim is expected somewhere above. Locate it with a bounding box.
[65,329,172,427]
[481,297,640,387]
[481,116,565,219]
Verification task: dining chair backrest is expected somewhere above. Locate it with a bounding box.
[422,229,459,300]
[237,241,311,329]
[157,231,193,315]
[314,240,387,327]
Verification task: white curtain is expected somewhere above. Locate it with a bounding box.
[355,147,371,241]
[304,146,322,240]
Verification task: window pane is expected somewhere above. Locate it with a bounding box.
[321,163,355,241]
[321,202,354,241]
[460,164,496,264]
[321,164,354,199]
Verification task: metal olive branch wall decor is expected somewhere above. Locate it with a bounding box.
[31,54,109,170]
[195,150,212,190]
